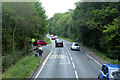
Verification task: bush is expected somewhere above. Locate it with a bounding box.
[2,50,25,72]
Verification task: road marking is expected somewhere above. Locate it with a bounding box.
[43,52,52,65]
[35,49,53,79]
[69,53,71,56]
[75,71,79,80]
[67,56,70,64]
[68,50,70,53]
[72,62,75,68]
[70,57,73,61]
[66,49,71,56]
[81,49,83,52]
[86,54,102,66]
[34,64,44,79]
[68,62,70,64]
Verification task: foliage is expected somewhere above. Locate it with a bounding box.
[2,2,48,72]
[44,37,51,44]
[3,55,41,78]
[48,2,120,60]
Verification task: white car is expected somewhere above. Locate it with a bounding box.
[47,34,49,36]
[71,42,80,51]
[51,35,53,37]
[55,36,58,39]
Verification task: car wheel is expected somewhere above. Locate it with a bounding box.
[71,48,73,50]
[56,45,57,47]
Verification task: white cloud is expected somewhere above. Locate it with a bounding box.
[40,0,80,19]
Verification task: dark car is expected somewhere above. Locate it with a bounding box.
[37,40,47,46]
[98,63,120,80]
[55,39,63,47]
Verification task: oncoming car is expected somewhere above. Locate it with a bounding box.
[55,39,63,47]
[71,42,80,51]
[55,36,58,39]
[98,63,120,80]
[51,35,53,37]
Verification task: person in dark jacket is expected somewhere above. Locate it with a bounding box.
[33,49,39,57]
[38,45,43,56]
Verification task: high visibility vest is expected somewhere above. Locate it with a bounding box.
[32,38,35,42]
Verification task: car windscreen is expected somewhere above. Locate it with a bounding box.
[39,40,44,42]
[57,40,62,43]
[110,69,120,79]
[74,44,79,46]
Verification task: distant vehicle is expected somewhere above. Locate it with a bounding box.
[37,40,47,46]
[47,34,49,36]
[55,38,59,43]
[55,39,63,47]
[71,42,80,51]
[98,63,120,80]
[55,36,58,39]
[52,37,55,40]
[51,35,53,37]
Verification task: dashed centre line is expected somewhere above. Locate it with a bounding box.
[70,56,73,61]
[60,42,79,78]
[75,71,79,80]
[72,62,75,68]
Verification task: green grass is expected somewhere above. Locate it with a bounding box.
[59,36,119,64]
[91,48,119,64]
[44,37,51,44]
[0,75,1,80]
[58,36,74,42]
[3,55,41,78]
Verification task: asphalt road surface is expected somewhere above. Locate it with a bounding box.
[32,36,101,80]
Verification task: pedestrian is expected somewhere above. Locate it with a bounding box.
[33,49,39,57]
[38,45,43,56]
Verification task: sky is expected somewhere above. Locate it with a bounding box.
[39,0,80,19]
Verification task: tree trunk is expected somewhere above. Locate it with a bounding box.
[13,22,17,53]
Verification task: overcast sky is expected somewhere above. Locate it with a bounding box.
[39,0,80,19]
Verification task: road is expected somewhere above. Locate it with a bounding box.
[32,36,101,79]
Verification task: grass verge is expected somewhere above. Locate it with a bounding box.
[44,37,51,44]
[59,36,119,64]
[58,36,74,42]
[3,55,41,78]
[91,48,119,64]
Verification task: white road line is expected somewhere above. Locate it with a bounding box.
[81,49,83,52]
[75,71,79,80]
[86,54,102,66]
[72,62,75,68]
[43,51,52,65]
[34,48,53,79]
[69,53,71,56]
[68,50,70,53]
[34,65,44,79]
[70,57,73,61]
